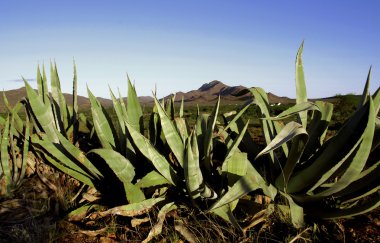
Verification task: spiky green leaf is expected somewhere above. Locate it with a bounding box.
[295,41,308,128]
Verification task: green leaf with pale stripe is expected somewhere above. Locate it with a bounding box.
[222,110,261,159]
[249,88,276,161]
[311,97,375,197]
[341,184,379,204]
[223,152,248,186]
[1,116,11,189]
[264,102,318,121]
[126,121,178,185]
[56,130,102,179]
[286,99,370,193]
[9,114,18,184]
[89,149,135,183]
[275,125,308,191]
[302,101,333,160]
[357,66,371,109]
[71,61,78,141]
[34,146,94,187]
[136,171,169,188]
[37,65,43,100]
[307,194,380,219]
[32,135,95,184]
[165,94,176,121]
[87,87,115,149]
[222,121,249,185]
[204,96,220,171]
[256,122,307,159]
[295,41,308,128]
[254,122,308,191]
[127,77,143,133]
[281,192,304,228]
[24,79,58,143]
[19,114,30,185]
[72,61,78,116]
[154,96,185,167]
[212,204,242,230]
[339,159,379,199]
[179,96,184,118]
[123,181,146,203]
[196,113,209,159]
[224,120,249,163]
[42,65,49,102]
[3,94,23,135]
[223,100,252,132]
[210,162,277,211]
[110,89,126,135]
[174,117,190,142]
[149,111,160,146]
[184,131,203,199]
[0,116,5,127]
[110,88,127,156]
[50,63,68,132]
[37,65,49,103]
[2,92,12,112]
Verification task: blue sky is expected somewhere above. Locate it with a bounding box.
[1,0,379,99]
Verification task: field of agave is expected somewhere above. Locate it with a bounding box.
[0,44,379,242]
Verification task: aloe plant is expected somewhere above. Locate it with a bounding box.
[211,43,380,228]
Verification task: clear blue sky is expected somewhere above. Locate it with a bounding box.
[1,0,379,98]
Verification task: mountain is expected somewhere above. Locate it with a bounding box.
[0,81,296,113]
[165,80,295,104]
[166,80,247,104]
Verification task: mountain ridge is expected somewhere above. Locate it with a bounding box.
[0,80,337,112]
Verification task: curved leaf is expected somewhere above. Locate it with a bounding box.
[264,102,318,121]
[136,171,169,188]
[89,149,135,183]
[210,162,277,211]
[311,97,375,197]
[126,121,178,185]
[286,99,371,193]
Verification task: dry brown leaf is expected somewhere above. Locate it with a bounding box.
[81,192,101,203]
[174,220,198,243]
[242,208,267,233]
[99,206,149,218]
[131,217,150,228]
[80,228,107,237]
[142,202,177,243]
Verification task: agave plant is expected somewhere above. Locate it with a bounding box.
[122,92,277,239]
[24,65,149,206]
[210,42,380,228]
[0,99,30,197]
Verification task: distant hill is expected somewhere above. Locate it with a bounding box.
[0,87,154,112]
[0,87,93,112]
[0,81,342,113]
[165,80,295,105]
